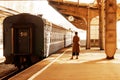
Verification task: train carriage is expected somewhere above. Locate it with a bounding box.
[3,13,73,69]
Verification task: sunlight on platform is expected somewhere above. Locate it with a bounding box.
[53,48,120,64]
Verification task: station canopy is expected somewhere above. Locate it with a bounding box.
[0,0,79,31]
[62,0,95,3]
[65,0,120,4]
[0,0,120,31]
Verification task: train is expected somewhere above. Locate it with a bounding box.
[3,13,73,69]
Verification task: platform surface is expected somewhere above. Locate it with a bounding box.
[9,47,120,80]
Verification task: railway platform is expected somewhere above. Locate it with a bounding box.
[9,46,120,80]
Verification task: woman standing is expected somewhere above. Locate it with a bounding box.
[71,32,80,59]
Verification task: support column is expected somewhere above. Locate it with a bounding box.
[86,6,91,49]
[98,0,105,50]
[105,0,117,59]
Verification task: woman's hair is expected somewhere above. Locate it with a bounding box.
[75,32,78,35]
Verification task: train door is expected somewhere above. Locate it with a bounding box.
[13,27,32,54]
[12,24,32,68]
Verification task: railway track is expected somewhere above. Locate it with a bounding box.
[1,69,19,80]
[0,63,30,80]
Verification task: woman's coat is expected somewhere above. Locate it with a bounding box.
[72,35,80,53]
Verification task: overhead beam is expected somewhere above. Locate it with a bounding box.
[48,0,99,30]
[0,6,20,18]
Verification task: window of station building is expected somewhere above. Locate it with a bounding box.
[90,16,99,39]
[90,26,99,39]
[90,26,99,47]
[90,16,99,47]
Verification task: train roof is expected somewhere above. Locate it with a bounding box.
[3,13,44,29]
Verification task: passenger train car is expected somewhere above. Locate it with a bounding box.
[3,13,73,69]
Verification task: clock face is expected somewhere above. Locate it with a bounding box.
[68,16,74,21]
